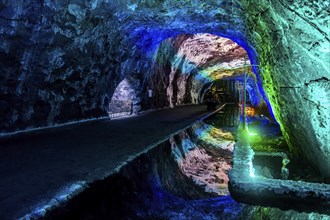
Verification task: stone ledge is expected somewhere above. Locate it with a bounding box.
[229,135,330,214]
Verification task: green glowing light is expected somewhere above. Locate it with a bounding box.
[248,132,258,136]
[242,6,295,153]
[247,129,262,143]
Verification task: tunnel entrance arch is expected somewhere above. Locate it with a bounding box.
[132,28,276,121]
[108,75,141,118]
[148,32,269,117]
[150,33,260,108]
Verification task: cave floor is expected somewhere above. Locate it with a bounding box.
[0,104,214,220]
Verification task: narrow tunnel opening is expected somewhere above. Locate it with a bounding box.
[146,33,273,113]
[108,75,140,118]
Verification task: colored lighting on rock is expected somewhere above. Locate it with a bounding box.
[249,161,256,178]
[245,107,255,116]
[248,132,258,136]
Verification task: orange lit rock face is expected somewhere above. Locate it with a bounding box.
[245,107,255,117]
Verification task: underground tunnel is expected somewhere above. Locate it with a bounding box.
[0,0,329,219]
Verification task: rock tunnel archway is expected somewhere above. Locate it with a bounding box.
[109,75,141,116]
[146,33,269,112]
[0,0,329,181]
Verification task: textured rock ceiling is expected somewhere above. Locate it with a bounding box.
[178,33,251,79]
[0,0,329,179]
[177,33,249,69]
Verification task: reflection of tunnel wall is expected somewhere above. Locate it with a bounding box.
[43,141,219,219]
[204,105,240,128]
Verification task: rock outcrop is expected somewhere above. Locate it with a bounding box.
[241,0,330,177]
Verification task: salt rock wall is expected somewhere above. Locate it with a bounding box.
[0,0,247,132]
[150,33,249,109]
[0,1,143,131]
[241,0,330,177]
[150,35,202,109]
[0,1,167,132]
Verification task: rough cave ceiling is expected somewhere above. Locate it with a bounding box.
[176,33,251,79]
[175,33,249,69]
[0,0,329,179]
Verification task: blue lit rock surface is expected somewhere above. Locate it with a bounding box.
[0,1,248,132]
[240,0,330,177]
[0,0,329,201]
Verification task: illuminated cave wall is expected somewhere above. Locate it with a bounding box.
[0,1,329,176]
[241,0,330,177]
[150,33,250,109]
[0,0,250,132]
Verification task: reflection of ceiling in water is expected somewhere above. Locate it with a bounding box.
[169,120,236,196]
[192,123,235,151]
[178,147,231,196]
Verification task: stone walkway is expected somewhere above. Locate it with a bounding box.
[0,105,213,219]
